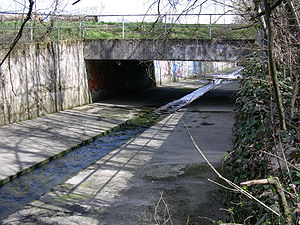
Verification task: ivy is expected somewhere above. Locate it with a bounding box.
[223,58,300,224]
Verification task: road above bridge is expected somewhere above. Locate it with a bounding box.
[84,38,255,62]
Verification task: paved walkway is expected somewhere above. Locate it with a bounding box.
[0,79,208,185]
[0,102,150,185]
[2,83,238,225]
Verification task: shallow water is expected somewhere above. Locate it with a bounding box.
[0,75,237,219]
[0,126,146,219]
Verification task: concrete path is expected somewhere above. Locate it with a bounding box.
[2,83,238,225]
[0,103,150,185]
[0,79,207,185]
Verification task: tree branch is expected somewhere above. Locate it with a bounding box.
[253,0,285,19]
[0,0,34,67]
[72,0,81,5]
[183,120,281,217]
[263,0,287,131]
[241,177,292,225]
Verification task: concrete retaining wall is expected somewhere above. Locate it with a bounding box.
[0,39,239,126]
[0,41,90,126]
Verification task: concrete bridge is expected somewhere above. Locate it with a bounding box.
[0,38,255,126]
[84,38,254,101]
[84,39,255,62]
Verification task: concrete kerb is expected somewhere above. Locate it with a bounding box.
[0,111,148,187]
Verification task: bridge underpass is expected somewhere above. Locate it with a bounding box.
[0,38,246,224]
[84,38,253,102]
[0,38,254,126]
[0,77,239,224]
[83,39,254,61]
[85,59,156,101]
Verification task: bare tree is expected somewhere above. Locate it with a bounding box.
[262,0,286,130]
[0,0,34,67]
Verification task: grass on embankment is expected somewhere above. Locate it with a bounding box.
[0,20,256,43]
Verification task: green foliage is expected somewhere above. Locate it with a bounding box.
[0,20,256,43]
[223,58,300,224]
[240,57,268,77]
[227,77,273,182]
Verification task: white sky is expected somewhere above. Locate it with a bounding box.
[0,0,227,14]
[0,0,232,23]
[1,0,151,14]
[75,0,149,14]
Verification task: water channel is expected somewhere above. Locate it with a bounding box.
[0,74,239,219]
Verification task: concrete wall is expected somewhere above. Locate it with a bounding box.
[0,38,242,126]
[0,40,90,126]
[86,60,155,102]
[84,39,254,62]
[154,60,235,85]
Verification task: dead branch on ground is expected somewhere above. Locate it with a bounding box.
[182,120,282,217]
[154,191,174,225]
[241,177,292,225]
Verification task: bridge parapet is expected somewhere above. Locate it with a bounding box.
[83,39,255,62]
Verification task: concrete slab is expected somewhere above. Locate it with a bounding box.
[0,78,208,185]
[2,110,186,225]
[2,82,237,225]
[0,102,150,185]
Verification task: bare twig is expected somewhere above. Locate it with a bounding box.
[230,21,257,31]
[154,191,173,225]
[243,215,254,224]
[260,150,300,172]
[0,0,34,67]
[207,178,238,193]
[72,0,81,5]
[38,0,60,41]
[182,120,281,217]
[241,177,292,225]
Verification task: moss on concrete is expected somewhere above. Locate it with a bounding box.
[54,193,89,202]
[182,163,210,178]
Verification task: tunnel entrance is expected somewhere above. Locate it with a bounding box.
[85,60,156,102]
[85,59,237,103]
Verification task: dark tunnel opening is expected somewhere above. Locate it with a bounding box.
[85,59,156,102]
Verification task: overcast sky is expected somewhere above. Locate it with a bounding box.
[1,0,154,14]
[0,0,227,14]
[0,0,231,23]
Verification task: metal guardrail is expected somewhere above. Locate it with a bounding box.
[0,12,249,42]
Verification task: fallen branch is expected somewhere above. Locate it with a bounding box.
[241,177,292,225]
[182,120,281,217]
[154,191,173,225]
[207,178,238,193]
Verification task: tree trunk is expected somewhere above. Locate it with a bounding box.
[263,0,287,131]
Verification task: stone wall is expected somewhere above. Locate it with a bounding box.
[0,40,90,126]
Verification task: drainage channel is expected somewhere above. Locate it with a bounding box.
[0,79,224,219]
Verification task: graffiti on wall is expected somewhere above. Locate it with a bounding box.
[154,60,235,85]
[154,60,202,85]
[88,67,103,91]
